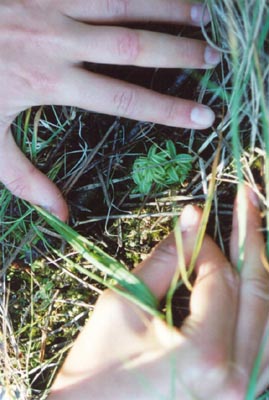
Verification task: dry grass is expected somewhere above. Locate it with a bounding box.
[0,1,269,398]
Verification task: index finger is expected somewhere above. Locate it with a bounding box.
[230,187,269,379]
[181,236,239,354]
[57,68,216,129]
[61,0,211,26]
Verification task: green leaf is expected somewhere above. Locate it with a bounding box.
[175,154,193,163]
[167,167,180,183]
[166,140,177,158]
[132,141,193,195]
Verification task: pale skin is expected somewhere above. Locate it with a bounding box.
[2,2,268,398]
[48,187,269,400]
[0,0,221,221]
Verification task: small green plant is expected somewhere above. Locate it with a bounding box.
[132,140,193,194]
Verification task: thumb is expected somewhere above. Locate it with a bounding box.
[134,205,202,300]
[0,125,68,221]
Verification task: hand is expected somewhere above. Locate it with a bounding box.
[0,0,220,221]
[47,187,269,399]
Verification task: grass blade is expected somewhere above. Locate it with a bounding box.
[35,206,161,318]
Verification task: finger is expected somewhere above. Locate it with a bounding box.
[257,370,269,399]
[0,126,68,221]
[257,319,269,395]
[230,186,266,277]
[68,24,220,69]
[180,226,239,358]
[134,205,203,299]
[137,205,238,392]
[57,68,215,129]
[230,186,269,377]
[62,0,211,26]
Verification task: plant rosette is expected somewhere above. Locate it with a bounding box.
[132,140,193,194]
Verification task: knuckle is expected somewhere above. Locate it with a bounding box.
[11,66,58,94]
[6,176,29,199]
[4,164,38,201]
[115,30,140,63]
[1,4,61,56]
[222,265,240,293]
[197,347,229,384]
[197,261,239,296]
[163,99,180,123]
[242,275,269,301]
[113,88,137,116]
[26,69,57,92]
[105,0,130,18]
[150,237,177,264]
[1,7,61,94]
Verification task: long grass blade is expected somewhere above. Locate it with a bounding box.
[35,206,161,318]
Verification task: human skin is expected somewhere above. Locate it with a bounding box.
[0,0,220,221]
[48,187,269,399]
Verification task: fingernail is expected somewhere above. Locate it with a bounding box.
[191,4,211,25]
[204,46,221,66]
[180,205,200,232]
[190,106,215,127]
[248,188,260,208]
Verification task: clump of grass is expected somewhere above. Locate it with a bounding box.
[206,1,269,397]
